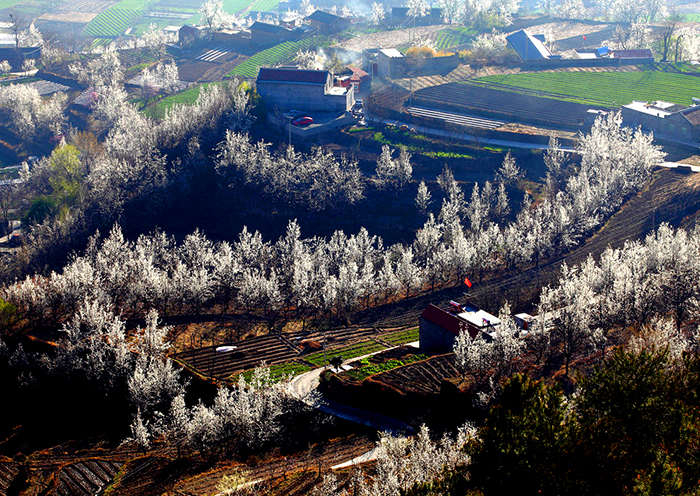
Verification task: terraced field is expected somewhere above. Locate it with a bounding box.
[227,36,328,78]
[56,459,123,496]
[249,0,279,11]
[223,0,254,12]
[0,460,20,495]
[174,324,421,381]
[468,70,700,107]
[379,327,419,346]
[304,340,387,367]
[412,82,596,128]
[83,0,148,37]
[431,27,474,50]
[370,353,459,395]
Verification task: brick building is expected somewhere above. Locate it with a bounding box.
[419,302,501,352]
[621,101,700,145]
[256,67,354,113]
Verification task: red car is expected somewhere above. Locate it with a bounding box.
[292,116,313,127]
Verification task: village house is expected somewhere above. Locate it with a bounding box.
[506,29,552,61]
[255,67,354,113]
[304,10,350,34]
[621,101,700,145]
[250,21,301,48]
[419,301,501,352]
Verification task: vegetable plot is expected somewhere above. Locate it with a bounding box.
[468,70,700,107]
[227,36,328,78]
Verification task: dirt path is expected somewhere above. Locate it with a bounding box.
[354,168,700,329]
[290,344,417,434]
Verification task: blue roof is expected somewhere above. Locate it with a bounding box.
[506,30,551,61]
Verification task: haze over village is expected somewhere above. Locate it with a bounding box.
[0,0,698,494]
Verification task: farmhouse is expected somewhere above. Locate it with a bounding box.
[621,101,700,145]
[212,28,251,49]
[255,67,354,112]
[250,21,300,48]
[506,29,552,61]
[345,65,370,91]
[305,10,350,34]
[377,48,404,79]
[419,302,500,352]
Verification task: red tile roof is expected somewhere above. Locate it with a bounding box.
[421,304,478,338]
[348,65,369,78]
[257,68,329,84]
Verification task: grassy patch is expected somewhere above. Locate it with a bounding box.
[142,82,225,119]
[344,353,428,381]
[372,130,474,159]
[250,0,279,11]
[0,0,25,8]
[347,126,375,133]
[381,327,419,346]
[226,36,329,78]
[223,0,254,12]
[304,340,387,367]
[467,70,700,107]
[233,361,311,382]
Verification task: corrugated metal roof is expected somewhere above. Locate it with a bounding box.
[379,48,403,58]
[257,67,329,84]
[506,29,551,61]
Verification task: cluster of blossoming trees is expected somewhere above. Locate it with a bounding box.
[453,223,700,406]
[5,112,665,332]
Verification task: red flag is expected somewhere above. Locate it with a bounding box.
[582,35,587,41]
[464,277,472,288]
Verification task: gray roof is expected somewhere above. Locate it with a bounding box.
[506,29,551,61]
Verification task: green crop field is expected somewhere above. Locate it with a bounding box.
[233,361,311,382]
[381,327,419,346]
[223,0,254,13]
[344,354,428,382]
[249,0,280,11]
[143,82,223,119]
[227,36,328,78]
[84,5,145,37]
[466,70,700,107]
[0,0,26,8]
[304,340,387,367]
[432,27,474,50]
